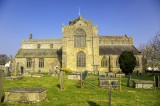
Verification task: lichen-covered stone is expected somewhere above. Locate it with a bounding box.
[115,73,125,77]
[5,76,23,80]
[68,74,80,80]
[98,78,120,89]
[132,80,154,89]
[4,87,46,104]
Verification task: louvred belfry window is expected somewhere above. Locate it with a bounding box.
[77,51,86,67]
[74,29,86,47]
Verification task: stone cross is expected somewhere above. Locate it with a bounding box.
[0,70,5,103]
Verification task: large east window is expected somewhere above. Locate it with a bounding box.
[74,29,86,47]
[77,51,86,67]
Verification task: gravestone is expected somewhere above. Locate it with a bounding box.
[115,73,125,77]
[60,71,64,90]
[82,71,87,80]
[107,72,115,77]
[4,87,46,103]
[99,72,106,77]
[132,80,154,89]
[5,67,10,77]
[155,76,159,87]
[56,67,60,80]
[137,71,139,76]
[0,70,5,103]
[127,75,131,87]
[98,78,120,89]
[6,76,23,80]
[38,70,41,74]
[68,73,80,80]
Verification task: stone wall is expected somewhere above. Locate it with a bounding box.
[98,55,143,73]
[15,57,60,73]
[21,42,62,49]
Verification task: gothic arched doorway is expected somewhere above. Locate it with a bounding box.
[21,66,24,74]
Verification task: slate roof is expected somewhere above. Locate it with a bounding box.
[27,38,62,43]
[15,49,58,58]
[99,35,128,39]
[99,45,141,55]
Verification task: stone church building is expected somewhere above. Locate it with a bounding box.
[15,15,142,74]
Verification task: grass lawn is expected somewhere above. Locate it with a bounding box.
[1,73,160,106]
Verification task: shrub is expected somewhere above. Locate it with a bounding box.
[54,68,72,73]
[119,51,136,74]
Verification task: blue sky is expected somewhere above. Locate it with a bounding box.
[0,0,160,57]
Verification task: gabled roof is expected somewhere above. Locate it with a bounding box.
[99,35,128,39]
[15,49,59,58]
[69,15,91,26]
[99,45,141,55]
[27,38,62,43]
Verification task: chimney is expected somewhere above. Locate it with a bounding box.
[29,34,32,39]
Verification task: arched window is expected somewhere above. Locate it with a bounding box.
[37,44,41,49]
[74,29,86,47]
[101,56,107,67]
[136,56,139,66]
[77,51,86,67]
[27,58,32,68]
[39,58,44,68]
[116,57,120,67]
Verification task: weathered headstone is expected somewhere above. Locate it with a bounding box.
[60,71,64,90]
[0,70,5,103]
[4,87,46,103]
[38,70,41,74]
[5,67,10,77]
[132,80,154,89]
[56,67,60,80]
[127,75,131,87]
[98,78,120,89]
[82,71,87,80]
[48,70,52,77]
[137,70,139,76]
[99,72,106,77]
[155,76,159,87]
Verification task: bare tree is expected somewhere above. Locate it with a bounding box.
[0,54,9,64]
[139,33,160,71]
[139,44,152,70]
[149,33,160,69]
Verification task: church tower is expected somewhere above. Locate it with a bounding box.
[62,15,99,71]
